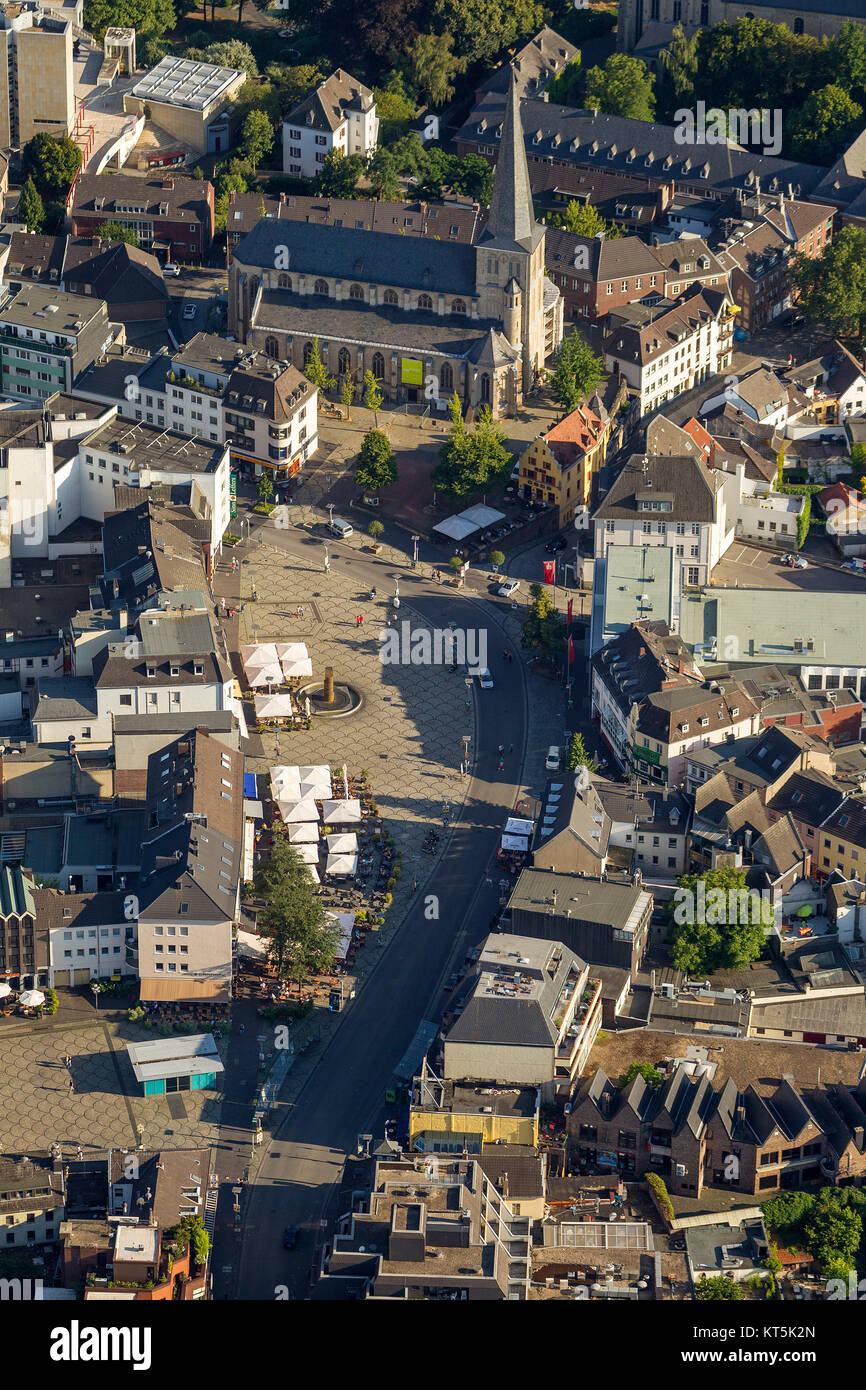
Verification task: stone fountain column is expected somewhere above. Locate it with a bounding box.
[323,667,335,705]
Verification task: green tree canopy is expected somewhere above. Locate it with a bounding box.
[659,22,699,106]
[239,109,274,170]
[788,84,863,165]
[268,63,328,114]
[566,731,597,771]
[95,221,138,246]
[451,154,494,206]
[373,71,418,140]
[585,53,655,121]
[362,369,384,424]
[432,398,510,497]
[826,20,866,103]
[792,226,866,350]
[547,330,605,417]
[168,1214,209,1267]
[356,429,397,492]
[695,1275,743,1300]
[254,841,341,984]
[18,177,44,234]
[431,0,544,67]
[520,581,564,659]
[555,200,620,239]
[200,40,258,77]
[83,0,174,43]
[667,866,772,974]
[411,145,456,201]
[367,146,402,201]
[803,1191,862,1267]
[303,338,335,392]
[22,134,82,201]
[407,30,465,107]
[618,1061,664,1089]
[214,171,251,233]
[316,149,365,199]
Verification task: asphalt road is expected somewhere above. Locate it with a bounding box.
[215,519,534,1300]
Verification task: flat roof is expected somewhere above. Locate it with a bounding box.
[602,544,674,634]
[114,1225,159,1264]
[131,56,243,112]
[680,588,866,667]
[127,1032,223,1082]
[0,285,105,334]
[83,416,227,474]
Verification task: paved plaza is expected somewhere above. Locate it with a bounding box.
[0,1020,225,1157]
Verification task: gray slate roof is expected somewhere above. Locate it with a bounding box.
[32,678,98,724]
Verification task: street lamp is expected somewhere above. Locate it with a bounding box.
[91,981,101,1012]
[249,568,257,602]
[411,535,419,569]
[327,503,335,529]
[323,543,330,574]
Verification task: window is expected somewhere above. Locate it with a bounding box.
[383,288,398,306]
[452,299,466,314]
[418,293,433,311]
[313,279,328,295]
[264,335,279,358]
[349,283,363,300]
[372,351,385,379]
[440,362,453,391]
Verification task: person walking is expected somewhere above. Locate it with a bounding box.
[68,1077,75,1095]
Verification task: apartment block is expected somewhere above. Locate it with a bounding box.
[0,7,74,149]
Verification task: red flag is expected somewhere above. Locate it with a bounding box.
[543,560,555,584]
[568,635,575,665]
[567,596,573,627]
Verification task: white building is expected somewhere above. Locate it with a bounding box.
[603,286,734,418]
[282,69,378,179]
[700,365,790,431]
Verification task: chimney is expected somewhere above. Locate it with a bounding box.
[677,659,685,674]
[855,1125,865,1153]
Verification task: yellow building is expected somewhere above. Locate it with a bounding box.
[0,9,74,149]
[408,1071,539,1154]
[517,398,610,526]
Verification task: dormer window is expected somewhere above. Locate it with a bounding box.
[731,707,739,717]
[194,663,204,676]
[681,723,689,734]
[170,665,179,677]
[698,716,709,727]
[146,666,156,678]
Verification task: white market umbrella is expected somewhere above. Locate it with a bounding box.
[275,642,309,662]
[327,911,356,960]
[326,832,358,854]
[298,766,330,782]
[19,989,44,1007]
[295,843,321,864]
[281,657,313,679]
[322,798,362,824]
[287,822,319,844]
[278,798,320,823]
[504,817,534,837]
[254,693,295,718]
[241,642,280,666]
[305,865,320,884]
[0,983,11,999]
[247,662,283,687]
[326,851,358,876]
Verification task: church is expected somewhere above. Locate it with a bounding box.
[228,71,564,419]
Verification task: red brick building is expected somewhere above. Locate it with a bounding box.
[70,173,215,264]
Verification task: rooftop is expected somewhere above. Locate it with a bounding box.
[0,284,106,334]
[83,416,226,474]
[131,56,243,111]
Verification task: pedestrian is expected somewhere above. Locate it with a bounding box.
[239,1023,245,1035]
[498,759,504,772]
[220,596,226,613]
[241,603,246,613]
[77,1145,83,1160]
[497,744,505,755]
[508,743,513,754]
[68,1078,75,1094]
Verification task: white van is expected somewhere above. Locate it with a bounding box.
[545,745,561,771]
[328,518,353,539]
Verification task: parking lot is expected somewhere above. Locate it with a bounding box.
[712,540,866,593]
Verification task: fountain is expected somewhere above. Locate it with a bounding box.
[299,665,363,719]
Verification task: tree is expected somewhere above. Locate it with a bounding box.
[557,200,619,239]
[763,1245,783,1278]
[362,369,384,424]
[254,842,341,986]
[214,171,250,233]
[585,53,655,121]
[792,227,866,349]
[489,548,505,571]
[618,1061,664,1089]
[367,147,402,201]
[373,70,418,139]
[775,440,785,490]
[169,1214,209,1268]
[566,731,597,771]
[368,518,385,540]
[316,150,365,199]
[826,20,866,104]
[433,400,509,497]
[200,40,258,77]
[341,376,355,420]
[431,0,545,68]
[18,177,44,233]
[548,330,605,417]
[303,338,335,392]
[95,221,138,246]
[327,0,423,65]
[83,0,174,44]
[761,1190,816,1249]
[788,85,862,166]
[257,471,274,505]
[22,133,82,201]
[803,1192,862,1267]
[240,110,274,170]
[520,581,564,659]
[451,154,494,206]
[546,53,582,106]
[660,23,699,106]
[407,30,464,107]
[412,145,456,201]
[356,429,397,493]
[269,63,328,113]
[695,1275,743,1301]
[667,866,773,974]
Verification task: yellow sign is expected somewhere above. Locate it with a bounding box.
[401,357,423,386]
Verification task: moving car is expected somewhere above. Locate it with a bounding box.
[544,535,568,554]
[498,579,520,598]
[283,1225,299,1250]
[545,745,561,772]
[328,517,353,538]
[477,668,494,689]
[163,263,180,277]
[182,302,197,320]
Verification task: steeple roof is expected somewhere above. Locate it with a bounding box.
[479,68,544,255]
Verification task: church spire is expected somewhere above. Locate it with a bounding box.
[483,66,541,252]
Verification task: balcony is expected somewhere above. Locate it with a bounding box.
[0,329,73,355]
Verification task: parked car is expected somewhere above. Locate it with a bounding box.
[477,668,494,689]
[328,518,353,538]
[498,579,520,598]
[842,559,866,575]
[163,263,180,277]
[545,745,561,771]
[787,554,808,569]
[182,302,197,320]
[283,1225,299,1250]
[544,535,568,554]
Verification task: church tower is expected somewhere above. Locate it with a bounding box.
[475,67,554,395]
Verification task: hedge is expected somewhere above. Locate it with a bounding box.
[646,1171,675,1224]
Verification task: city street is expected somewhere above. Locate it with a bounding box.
[208,509,585,1299]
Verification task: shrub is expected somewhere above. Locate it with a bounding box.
[127,1005,145,1023]
[646,1171,675,1224]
